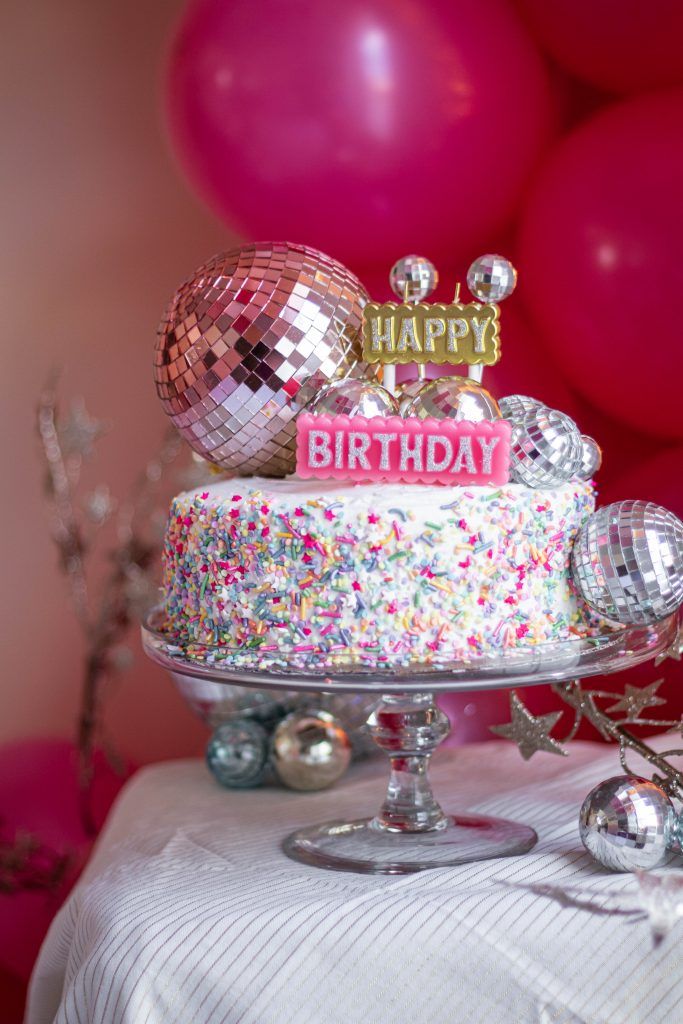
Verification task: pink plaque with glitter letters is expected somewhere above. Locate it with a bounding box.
[296,414,511,486]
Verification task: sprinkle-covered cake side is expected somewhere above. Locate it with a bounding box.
[160,477,597,665]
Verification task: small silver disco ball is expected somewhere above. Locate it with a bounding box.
[467,254,517,303]
[403,376,501,422]
[579,775,674,872]
[308,378,398,417]
[389,255,438,302]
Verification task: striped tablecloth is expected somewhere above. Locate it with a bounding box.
[27,737,683,1024]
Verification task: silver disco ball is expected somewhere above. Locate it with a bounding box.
[308,378,398,417]
[579,776,674,872]
[577,435,602,480]
[389,255,438,302]
[509,406,583,488]
[404,376,501,422]
[572,500,683,624]
[499,394,544,423]
[467,254,517,303]
[396,378,429,416]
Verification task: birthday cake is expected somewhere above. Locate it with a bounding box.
[153,244,614,669]
[160,475,597,664]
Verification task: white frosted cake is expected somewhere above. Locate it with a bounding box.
[159,476,598,666]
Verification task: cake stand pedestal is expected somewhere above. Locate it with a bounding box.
[142,614,677,875]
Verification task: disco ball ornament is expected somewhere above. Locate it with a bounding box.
[206,719,269,789]
[271,709,352,791]
[509,406,583,488]
[498,394,544,423]
[467,254,517,303]
[577,435,602,480]
[404,376,501,422]
[154,242,370,476]
[572,500,683,624]
[389,255,438,302]
[396,378,429,416]
[579,776,674,872]
[308,378,398,417]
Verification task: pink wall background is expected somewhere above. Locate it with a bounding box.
[1,0,240,767]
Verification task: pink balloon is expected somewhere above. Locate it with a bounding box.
[0,739,130,979]
[165,0,555,267]
[0,967,25,1024]
[516,0,683,95]
[484,304,582,419]
[519,90,683,441]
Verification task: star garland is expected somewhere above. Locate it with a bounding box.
[492,648,683,798]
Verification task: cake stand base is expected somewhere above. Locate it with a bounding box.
[284,814,537,875]
[283,691,537,873]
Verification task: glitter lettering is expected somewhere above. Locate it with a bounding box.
[396,318,421,353]
[426,435,453,473]
[476,436,500,475]
[370,317,393,353]
[348,431,371,470]
[375,432,398,471]
[308,429,332,468]
[399,433,424,472]
[423,317,446,353]
[297,415,511,485]
[450,436,476,474]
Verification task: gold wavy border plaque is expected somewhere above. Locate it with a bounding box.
[361,301,501,365]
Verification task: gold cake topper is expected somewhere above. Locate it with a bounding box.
[363,253,517,373]
[362,300,500,366]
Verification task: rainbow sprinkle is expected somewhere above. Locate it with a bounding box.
[158,478,602,668]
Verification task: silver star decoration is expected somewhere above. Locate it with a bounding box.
[606,679,666,720]
[58,399,108,459]
[83,484,115,525]
[490,692,567,760]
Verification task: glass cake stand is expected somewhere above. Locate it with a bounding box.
[142,611,678,875]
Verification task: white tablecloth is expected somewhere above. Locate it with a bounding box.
[27,738,683,1024]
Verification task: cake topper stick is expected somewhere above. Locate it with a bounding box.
[466,255,518,387]
[387,255,439,396]
[445,280,484,385]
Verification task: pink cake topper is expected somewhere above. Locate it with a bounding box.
[296,414,511,486]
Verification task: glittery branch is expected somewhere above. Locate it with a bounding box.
[37,378,191,833]
[0,828,72,895]
[551,680,683,797]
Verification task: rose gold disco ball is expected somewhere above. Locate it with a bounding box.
[154,241,371,476]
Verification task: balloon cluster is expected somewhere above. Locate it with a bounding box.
[160,0,683,724]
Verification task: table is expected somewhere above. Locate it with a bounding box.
[27,737,683,1024]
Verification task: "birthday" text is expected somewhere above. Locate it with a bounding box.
[296,414,511,486]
